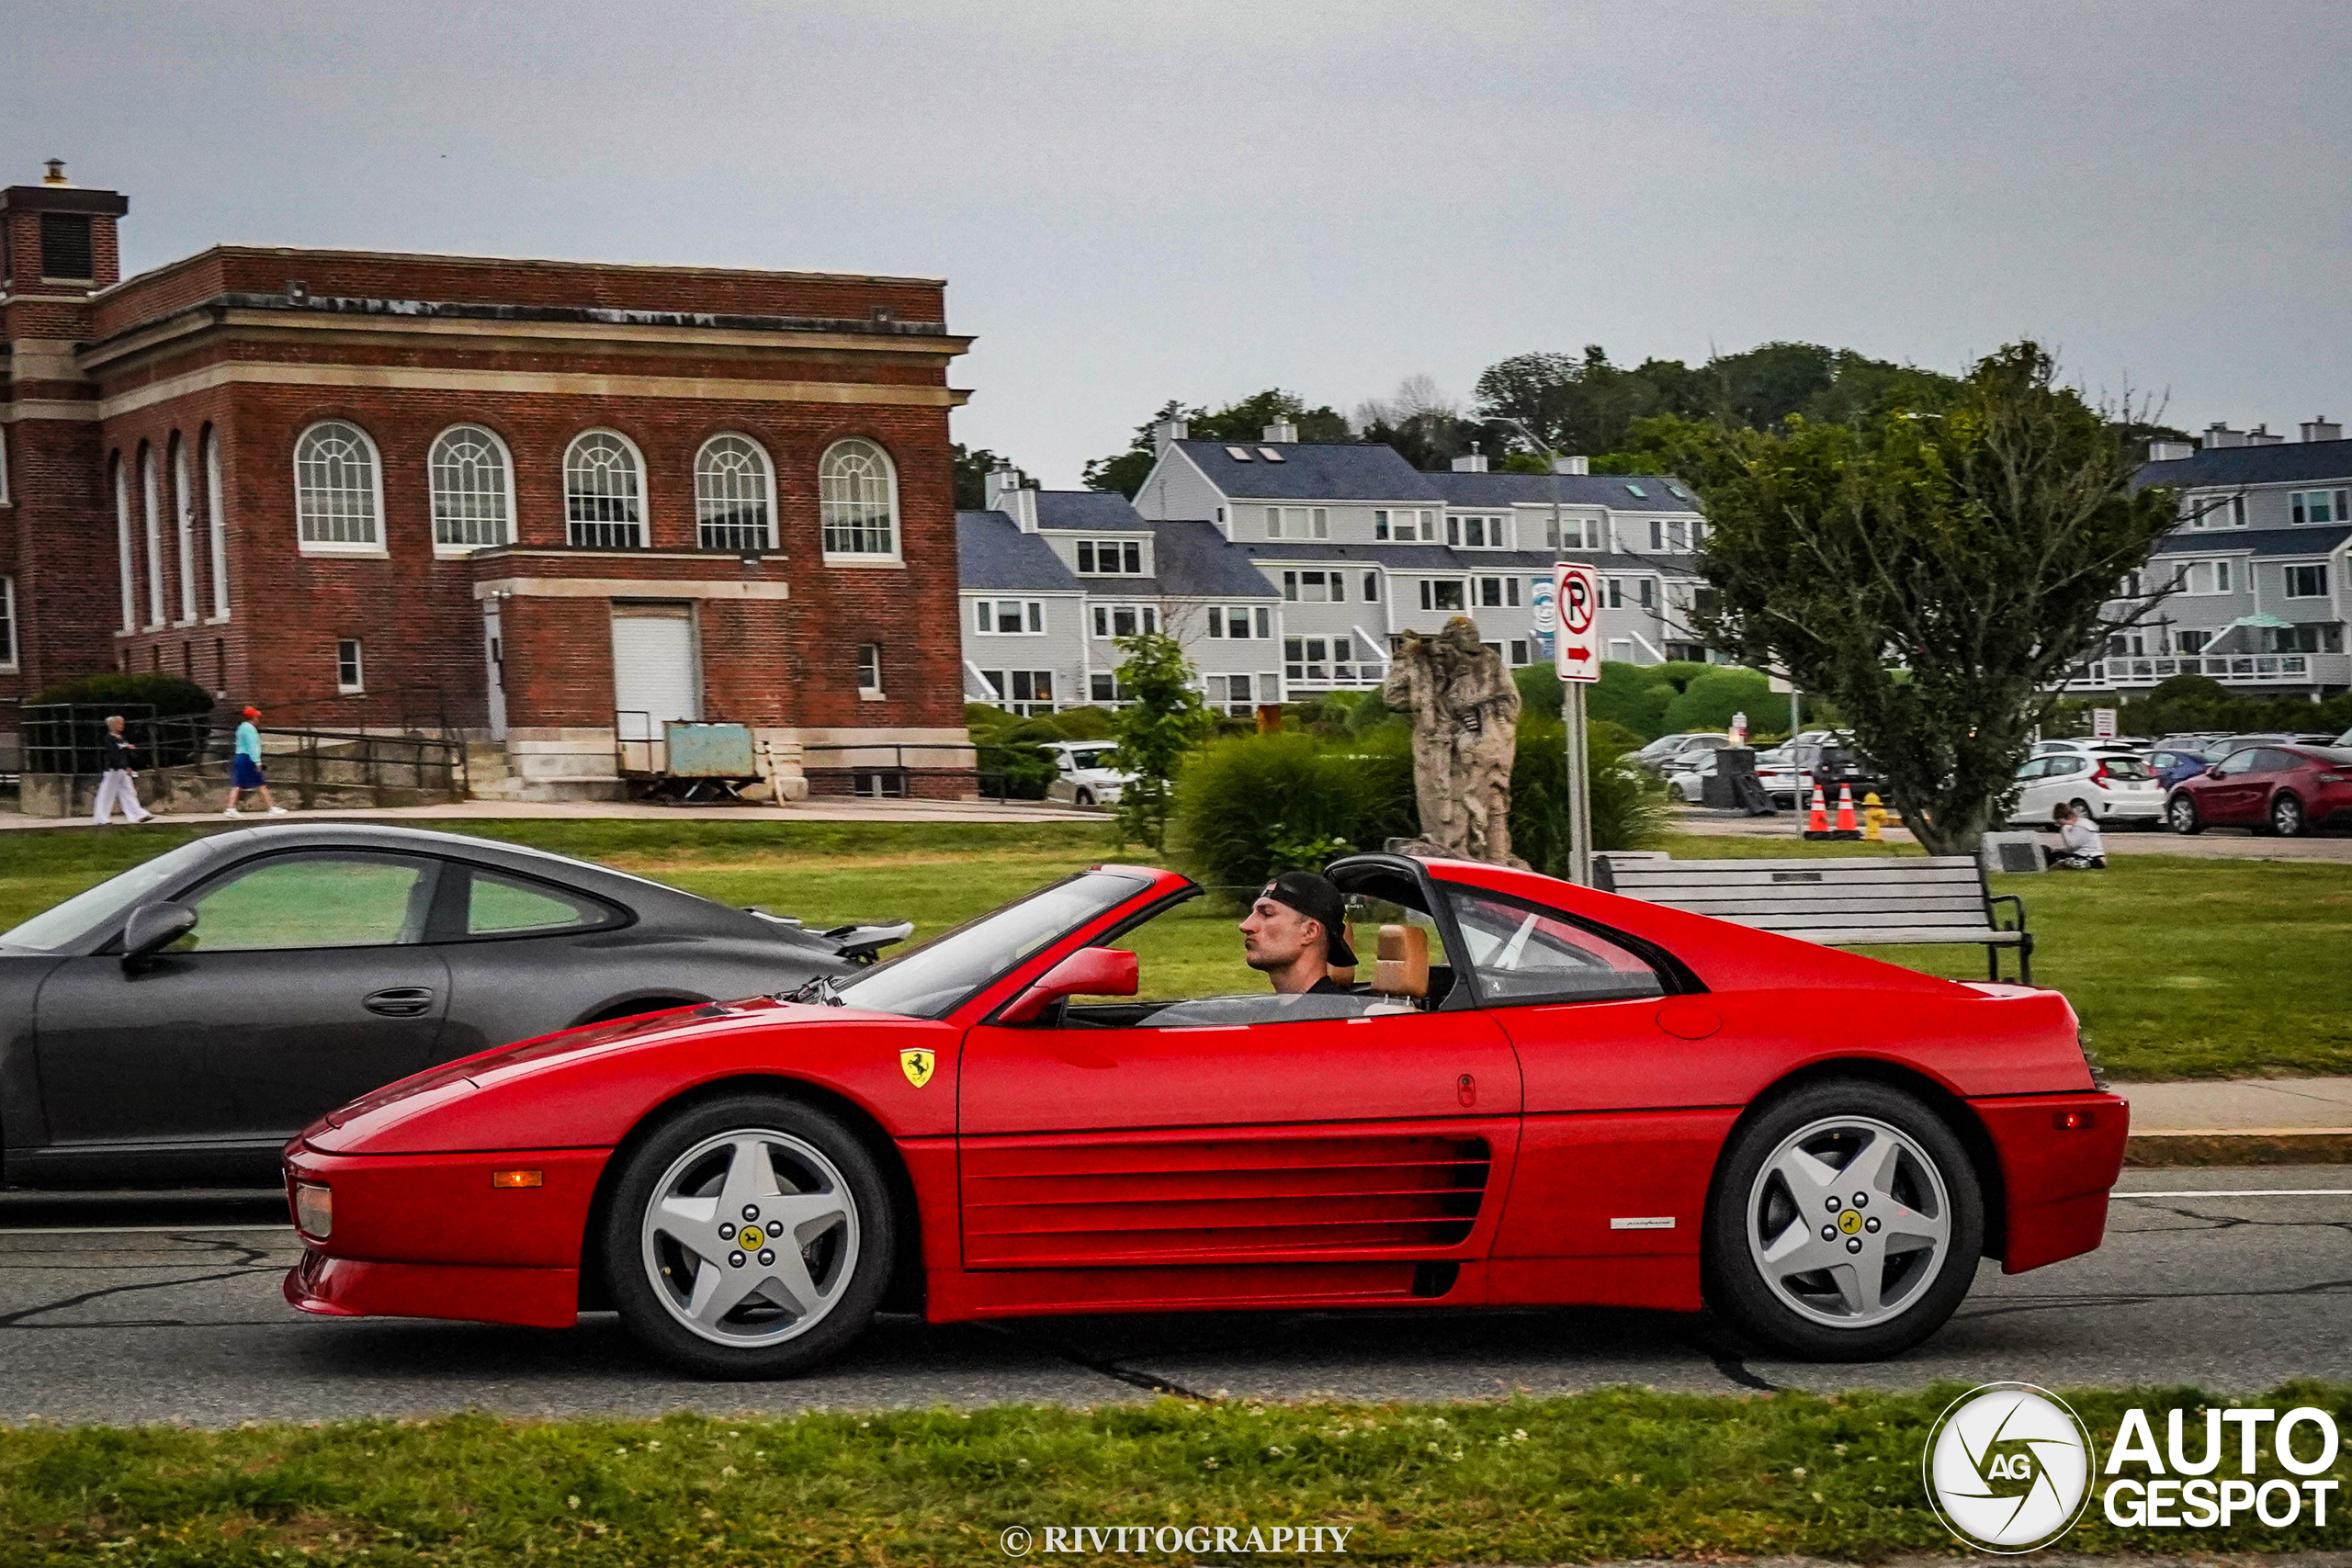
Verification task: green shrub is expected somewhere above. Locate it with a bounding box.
[1585,661,1674,739]
[1171,731,1389,894]
[1662,666,1776,734]
[1513,662,1563,718]
[1651,660,1713,694]
[29,672,214,716]
[1511,717,1670,872]
[25,674,216,770]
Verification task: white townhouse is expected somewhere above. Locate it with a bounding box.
[2079,419,2352,698]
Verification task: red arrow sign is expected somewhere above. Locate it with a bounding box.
[1566,645,1591,662]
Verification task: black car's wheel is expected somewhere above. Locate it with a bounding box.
[2166,793,2202,835]
[2271,793,2307,838]
[1074,788,1095,807]
[603,1093,892,1379]
[1704,1080,1983,1361]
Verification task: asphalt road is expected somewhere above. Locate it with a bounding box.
[3,1168,2346,1427]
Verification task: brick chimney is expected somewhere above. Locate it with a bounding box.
[0,161,128,294]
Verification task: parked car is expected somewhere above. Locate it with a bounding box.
[2007,751,2163,826]
[2030,739,2144,760]
[283,850,2125,1376]
[2213,732,2338,758]
[2146,745,2214,791]
[2166,745,2352,837]
[1633,732,1731,773]
[1787,734,1883,798]
[1754,747,1804,803]
[1040,741,1133,807]
[0,825,907,1188]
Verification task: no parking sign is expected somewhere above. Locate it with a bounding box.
[1554,563,1600,682]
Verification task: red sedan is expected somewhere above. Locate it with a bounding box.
[2166,744,2352,837]
[282,852,2127,1377]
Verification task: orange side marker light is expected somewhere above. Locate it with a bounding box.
[492,1169,544,1189]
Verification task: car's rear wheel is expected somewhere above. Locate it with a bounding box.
[2167,793,2202,835]
[1074,788,1094,807]
[603,1094,892,1379]
[2272,793,2307,838]
[1705,1081,1983,1361]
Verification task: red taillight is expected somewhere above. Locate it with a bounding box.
[2317,772,2347,784]
[2090,762,2110,784]
[2053,1109,2096,1131]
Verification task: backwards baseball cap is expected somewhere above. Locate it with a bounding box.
[1260,869,1356,968]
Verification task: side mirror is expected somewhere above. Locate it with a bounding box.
[120,901,197,969]
[999,946,1138,1025]
[2205,764,2224,778]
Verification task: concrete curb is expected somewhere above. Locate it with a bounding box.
[2125,1130,2352,1167]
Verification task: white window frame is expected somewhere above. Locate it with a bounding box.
[981,669,1057,713]
[141,445,164,627]
[1265,506,1329,540]
[171,434,198,625]
[2290,489,2349,525]
[974,598,1048,636]
[1474,574,1521,609]
[1544,512,1599,549]
[431,423,517,554]
[1202,604,1272,639]
[1418,578,1467,612]
[819,436,901,563]
[113,455,134,632]
[203,428,231,620]
[292,420,386,554]
[1447,513,1510,549]
[565,429,647,550]
[0,575,17,670]
[2282,563,2330,599]
[1206,672,1256,715]
[1091,603,1159,639]
[857,642,885,697]
[1282,634,1363,684]
[335,637,365,694]
[1076,537,1147,575]
[1374,508,1436,541]
[2172,558,2236,596]
[1281,570,1345,604]
[694,432,776,553]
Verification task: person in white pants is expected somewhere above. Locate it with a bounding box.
[92,715,154,826]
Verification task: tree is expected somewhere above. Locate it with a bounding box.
[951,443,1013,511]
[1083,389,1351,497]
[1107,631,1216,851]
[1685,342,2181,854]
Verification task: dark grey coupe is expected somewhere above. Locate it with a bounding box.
[0,824,906,1188]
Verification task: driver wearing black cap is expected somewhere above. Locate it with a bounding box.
[1240,870,1357,996]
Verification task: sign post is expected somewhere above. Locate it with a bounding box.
[1553,563,1601,886]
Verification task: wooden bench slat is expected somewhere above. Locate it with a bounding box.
[1611,868,1984,888]
[1779,927,2027,946]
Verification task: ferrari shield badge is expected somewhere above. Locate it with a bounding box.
[899,1048,935,1089]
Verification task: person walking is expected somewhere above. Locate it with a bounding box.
[91,715,154,826]
[223,705,287,817]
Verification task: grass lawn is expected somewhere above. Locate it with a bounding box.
[2,1386,2346,1564]
[2,818,2346,1080]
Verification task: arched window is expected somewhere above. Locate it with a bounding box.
[292,420,381,548]
[113,454,134,632]
[429,424,514,549]
[695,434,775,552]
[140,443,164,627]
[171,434,197,624]
[203,427,230,618]
[564,431,644,548]
[819,437,899,559]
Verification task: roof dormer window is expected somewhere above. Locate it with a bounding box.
[1257,447,1286,462]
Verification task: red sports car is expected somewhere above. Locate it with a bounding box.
[2165,743,2352,837]
[281,852,2128,1377]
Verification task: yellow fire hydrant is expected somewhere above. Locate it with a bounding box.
[1862,791,1887,841]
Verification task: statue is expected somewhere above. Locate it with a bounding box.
[1381,616,1521,864]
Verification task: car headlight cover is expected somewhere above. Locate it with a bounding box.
[294,1181,333,1239]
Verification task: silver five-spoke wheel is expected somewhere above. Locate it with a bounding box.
[639,1128,860,1348]
[1744,1113,1953,1330]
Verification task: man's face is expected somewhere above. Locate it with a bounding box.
[1239,895,1317,973]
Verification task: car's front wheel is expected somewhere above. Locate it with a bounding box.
[2167,793,2202,835]
[1705,1081,1983,1360]
[2272,793,2307,838]
[603,1094,892,1379]
[1074,788,1095,807]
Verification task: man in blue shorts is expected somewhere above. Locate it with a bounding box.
[223,705,288,817]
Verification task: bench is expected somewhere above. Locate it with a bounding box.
[1593,854,2033,983]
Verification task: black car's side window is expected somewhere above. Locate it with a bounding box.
[461,867,615,939]
[178,852,438,953]
[1440,886,1665,1007]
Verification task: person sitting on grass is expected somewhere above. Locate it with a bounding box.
[2043,801,2107,871]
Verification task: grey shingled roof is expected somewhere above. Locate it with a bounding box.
[2150,525,2352,559]
[1427,469,1702,514]
[956,510,1083,592]
[1148,520,1281,598]
[1174,439,1444,502]
[2134,439,2352,492]
[1238,542,1696,575]
[1034,490,1151,531]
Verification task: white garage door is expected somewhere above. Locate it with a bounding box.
[611,604,702,742]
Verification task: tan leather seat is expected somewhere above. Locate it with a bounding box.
[1372,922,1429,999]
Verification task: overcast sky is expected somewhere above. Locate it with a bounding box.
[19,1,2351,485]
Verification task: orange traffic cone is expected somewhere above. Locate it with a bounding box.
[1802,782,1830,839]
[1834,784,1860,836]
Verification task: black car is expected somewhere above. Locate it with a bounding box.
[0,824,906,1188]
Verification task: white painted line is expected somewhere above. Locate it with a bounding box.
[2117,1190,2352,1199]
[0,1224,294,1235]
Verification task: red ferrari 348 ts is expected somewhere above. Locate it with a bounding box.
[282,852,2128,1378]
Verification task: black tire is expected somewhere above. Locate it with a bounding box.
[2069,797,2094,823]
[2272,793,2307,838]
[602,1093,893,1380]
[2166,792,2202,835]
[1704,1080,1984,1361]
[1074,788,1094,807]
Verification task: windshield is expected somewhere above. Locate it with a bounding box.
[1067,750,1114,770]
[2100,758,2154,781]
[0,839,220,952]
[832,870,1148,1019]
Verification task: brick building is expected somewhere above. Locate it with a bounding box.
[0,164,974,796]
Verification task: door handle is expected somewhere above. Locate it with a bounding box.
[363,987,436,1018]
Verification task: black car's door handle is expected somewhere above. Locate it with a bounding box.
[362,987,436,1018]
